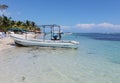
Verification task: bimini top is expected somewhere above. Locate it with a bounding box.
[40,24,62,40]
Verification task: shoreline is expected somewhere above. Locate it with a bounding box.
[0,37,15,51]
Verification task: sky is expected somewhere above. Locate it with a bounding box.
[0,0,120,33]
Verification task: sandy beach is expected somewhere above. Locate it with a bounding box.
[0,37,14,51]
[0,33,120,83]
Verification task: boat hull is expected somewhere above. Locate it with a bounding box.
[11,34,79,49]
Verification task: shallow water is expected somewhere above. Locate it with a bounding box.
[0,33,120,83]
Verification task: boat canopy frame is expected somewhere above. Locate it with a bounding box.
[40,24,61,41]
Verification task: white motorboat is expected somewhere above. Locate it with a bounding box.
[10,25,79,49]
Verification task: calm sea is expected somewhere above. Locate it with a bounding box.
[0,33,120,83]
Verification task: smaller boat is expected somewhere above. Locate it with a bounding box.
[10,24,79,49]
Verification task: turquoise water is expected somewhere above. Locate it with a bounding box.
[0,33,120,83]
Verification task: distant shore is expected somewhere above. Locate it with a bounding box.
[0,37,14,51]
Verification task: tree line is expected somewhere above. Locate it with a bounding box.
[0,15,40,32]
[0,4,40,32]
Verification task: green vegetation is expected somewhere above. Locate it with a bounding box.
[0,4,40,32]
[0,15,40,32]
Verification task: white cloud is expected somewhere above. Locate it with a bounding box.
[97,23,114,28]
[76,23,95,28]
[61,23,120,33]
[74,22,120,33]
[76,22,120,29]
[98,22,120,28]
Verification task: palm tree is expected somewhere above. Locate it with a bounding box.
[31,21,35,27]
[16,21,23,27]
[25,20,31,30]
[0,4,8,16]
[31,21,37,31]
[0,16,3,30]
[25,20,36,30]
[1,15,11,31]
[10,20,15,27]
